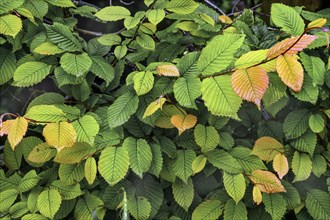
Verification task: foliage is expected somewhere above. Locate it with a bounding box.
[0,0,329,219]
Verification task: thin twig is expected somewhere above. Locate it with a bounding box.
[231,0,240,14]
[204,0,226,15]
[109,0,112,5]
[74,27,104,36]
[227,3,262,16]
[72,0,101,10]
[120,0,134,5]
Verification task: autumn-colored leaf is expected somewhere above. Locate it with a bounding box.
[267,34,317,59]
[273,153,289,179]
[143,97,166,118]
[0,120,14,136]
[251,136,284,162]
[307,18,327,29]
[8,117,28,149]
[157,65,180,76]
[219,15,232,24]
[249,170,286,193]
[231,66,269,108]
[252,186,263,205]
[170,114,197,135]
[258,59,276,72]
[276,54,304,92]
[43,122,76,150]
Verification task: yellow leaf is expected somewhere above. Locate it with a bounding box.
[8,117,28,149]
[231,66,269,108]
[252,186,263,205]
[154,104,186,128]
[143,97,166,118]
[0,120,14,136]
[170,114,197,135]
[219,15,233,24]
[273,153,289,179]
[249,170,286,193]
[251,137,284,162]
[157,65,180,77]
[307,18,327,29]
[85,157,97,185]
[276,54,304,92]
[43,122,76,149]
[258,59,276,72]
[192,155,207,175]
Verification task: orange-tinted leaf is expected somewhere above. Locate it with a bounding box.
[143,97,166,118]
[307,18,327,29]
[170,114,197,135]
[276,54,304,92]
[273,153,289,179]
[157,65,180,76]
[252,186,263,205]
[43,122,76,150]
[231,66,269,108]
[0,120,14,136]
[249,170,286,193]
[267,34,317,59]
[8,117,28,149]
[219,15,232,24]
[251,137,284,162]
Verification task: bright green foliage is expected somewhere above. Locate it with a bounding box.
[0,1,329,219]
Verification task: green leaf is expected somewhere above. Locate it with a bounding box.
[98,147,129,186]
[166,0,199,14]
[23,0,48,19]
[133,71,154,96]
[90,55,115,84]
[54,142,95,164]
[0,48,16,85]
[283,109,310,139]
[173,149,196,183]
[198,34,245,76]
[0,0,24,14]
[60,53,92,77]
[74,194,105,220]
[18,170,40,193]
[192,200,224,220]
[271,3,304,36]
[114,45,127,59]
[37,189,62,219]
[177,51,201,77]
[148,143,163,177]
[72,115,100,145]
[206,149,243,174]
[224,200,247,220]
[231,147,267,172]
[281,180,301,209]
[300,52,325,85]
[192,155,207,175]
[22,214,48,220]
[123,137,152,178]
[172,178,194,211]
[305,189,330,220]
[291,75,319,104]
[292,151,312,182]
[291,130,316,156]
[263,193,286,220]
[0,14,22,37]
[147,9,165,25]
[59,163,85,184]
[0,189,18,212]
[223,172,246,204]
[85,157,97,185]
[174,76,201,109]
[95,6,130,21]
[27,143,56,163]
[4,140,22,170]
[33,42,64,55]
[124,11,144,30]
[201,75,242,119]
[107,92,139,128]
[27,93,65,111]
[235,50,268,69]
[127,196,151,220]
[312,155,327,177]
[308,114,325,133]
[13,62,51,87]
[137,34,155,50]
[51,180,83,200]
[194,124,220,153]
[45,0,75,7]
[97,34,121,46]
[10,201,28,218]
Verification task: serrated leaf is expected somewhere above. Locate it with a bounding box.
[45,0,75,7]
[173,76,201,109]
[137,34,155,50]
[97,34,121,46]
[170,114,197,135]
[235,50,268,69]
[192,200,224,220]
[281,180,301,209]
[127,196,151,220]
[201,75,242,119]
[107,92,139,128]
[0,189,18,212]
[0,14,22,37]
[283,109,310,139]
[276,54,304,92]
[157,64,180,76]
[223,172,246,204]
[249,170,286,193]
[147,9,165,25]
[28,143,56,163]
[198,34,245,76]
[143,97,166,118]
[50,180,83,200]
[98,147,129,186]
[224,200,248,220]
[7,117,28,149]
[192,155,206,175]
[273,153,289,179]
[231,147,267,172]
[251,136,284,162]
[173,150,196,183]
[59,163,85,184]
[37,189,62,219]
[95,6,130,21]
[43,122,76,149]
[307,18,327,28]
[166,0,199,14]
[232,66,269,108]
[271,3,304,36]
[292,151,312,182]
[0,48,16,85]
[148,143,163,177]
[60,53,92,77]
[0,0,24,14]
[312,155,327,178]
[207,149,243,174]
[90,55,115,84]
[54,142,94,164]
[85,157,97,185]
[308,114,325,133]
[252,186,262,205]
[154,104,185,128]
[300,52,325,86]
[18,170,40,193]
[114,45,127,59]
[33,42,64,55]
[133,71,154,96]
[194,124,220,153]
[13,62,51,87]
[263,193,286,220]
[305,189,330,220]
[74,194,105,220]
[72,115,99,145]
[9,201,28,218]
[291,74,319,104]
[172,178,194,211]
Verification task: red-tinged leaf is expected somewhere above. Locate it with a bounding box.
[267,34,317,59]
[252,186,262,205]
[170,114,197,135]
[8,117,28,149]
[231,66,269,108]
[157,65,180,76]
[307,18,327,29]
[249,170,286,193]
[273,153,289,179]
[251,137,284,162]
[276,54,304,92]
[0,120,14,136]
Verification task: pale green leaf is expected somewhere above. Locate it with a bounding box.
[263,193,286,220]
[95,6,130,21]
[18,170,40,193]
[166,0,199,14]
[133,71,154,96]
[172,178,194,211]
[0,0,24,14]
[194,124,220,153]
[13,62,51,87]
[147,9,165,25]
[37,189,62,219]
[45,0,75,7]
[224,200,247,220]
[0,48,16,85]
[206,149,243,174]
[72,115,100,145]
[54,142,95,164]
[192,200,224,220]
[192,155,207,175]
[312,155,327,177]
[137,34,155,50]
[97,34,121,46]
[33,42,64,55]
[223,172,246,204]
[9,201,28,218]
[0,14,22,37]
[114,45,127,59]
[60,53,92,77]
[90,55,115,84]
[85,157,97,185]
[0,189,18,212]
[127,196,151,220]
[235,50,268,69]
[50,180,83,200]
[308,114,325,133]
[292,151,312,182]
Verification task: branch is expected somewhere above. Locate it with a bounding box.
[74,27,104,37]
[203,0,226,15]
[227,3,262,16]
[72,0,101,10]
[120,0,134,5]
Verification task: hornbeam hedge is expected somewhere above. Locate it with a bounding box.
[0,0,329,219]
